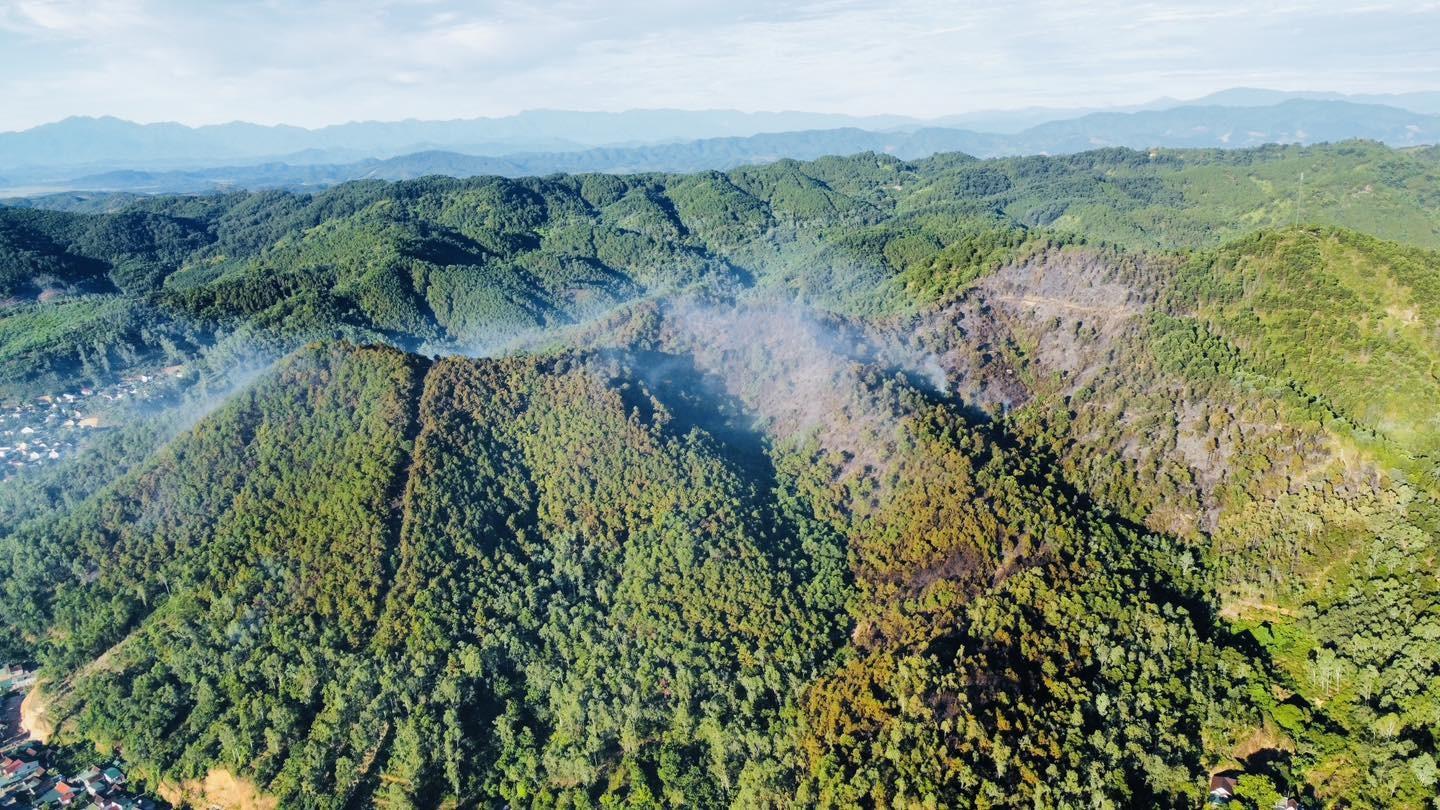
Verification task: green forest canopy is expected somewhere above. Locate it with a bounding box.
[1,141,1439,808]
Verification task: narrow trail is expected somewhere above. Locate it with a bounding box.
[990,293,1138,319]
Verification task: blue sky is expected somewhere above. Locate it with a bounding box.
[1,0,1437,130]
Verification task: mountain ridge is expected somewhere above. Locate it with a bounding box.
[4,94,1440,191]
[5,100,1439,197]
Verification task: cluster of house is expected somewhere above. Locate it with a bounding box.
[1,662,152,810]
[1209,773,1304,809]
[0,750,143,810]
[0,366,184,481]
[0,392,95,479]
[0,670,33,696]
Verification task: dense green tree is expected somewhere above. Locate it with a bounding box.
[2,141,1440,808]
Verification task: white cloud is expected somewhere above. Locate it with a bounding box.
[0,0,1436,129]
[0,0,145,34]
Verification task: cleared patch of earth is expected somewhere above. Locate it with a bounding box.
[159,769,278,810]
[19,685,53,743]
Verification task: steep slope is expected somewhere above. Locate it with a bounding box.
[0,342,833,807]
[368,352,837,807]
[1180,227,1440,459]
[888,229,1440,806]
[577,301,1235,807]
[0,340,422,666]
[0,343,423,808]
[0,332,1242,808]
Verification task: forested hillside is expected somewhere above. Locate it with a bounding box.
[2,141,1439,808]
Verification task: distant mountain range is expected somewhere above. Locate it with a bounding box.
[926,87,1440,133]
[0,109,922,171]
[1183,87,1440,114]
[43,128,989,193]
[1010,98,1438,152]
[3,93,1439,195]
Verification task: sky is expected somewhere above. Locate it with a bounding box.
[1,0,1438,131]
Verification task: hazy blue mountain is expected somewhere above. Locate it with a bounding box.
[0,115,588,171]
[935,89,1440,133]
[0,109,924,172]
[20,128,994,193]
[10,99,1437,196]
[1189,87,1440,115]
[7,94,1438,184]
[0,190,143,213]
[1005,99,1440,153]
